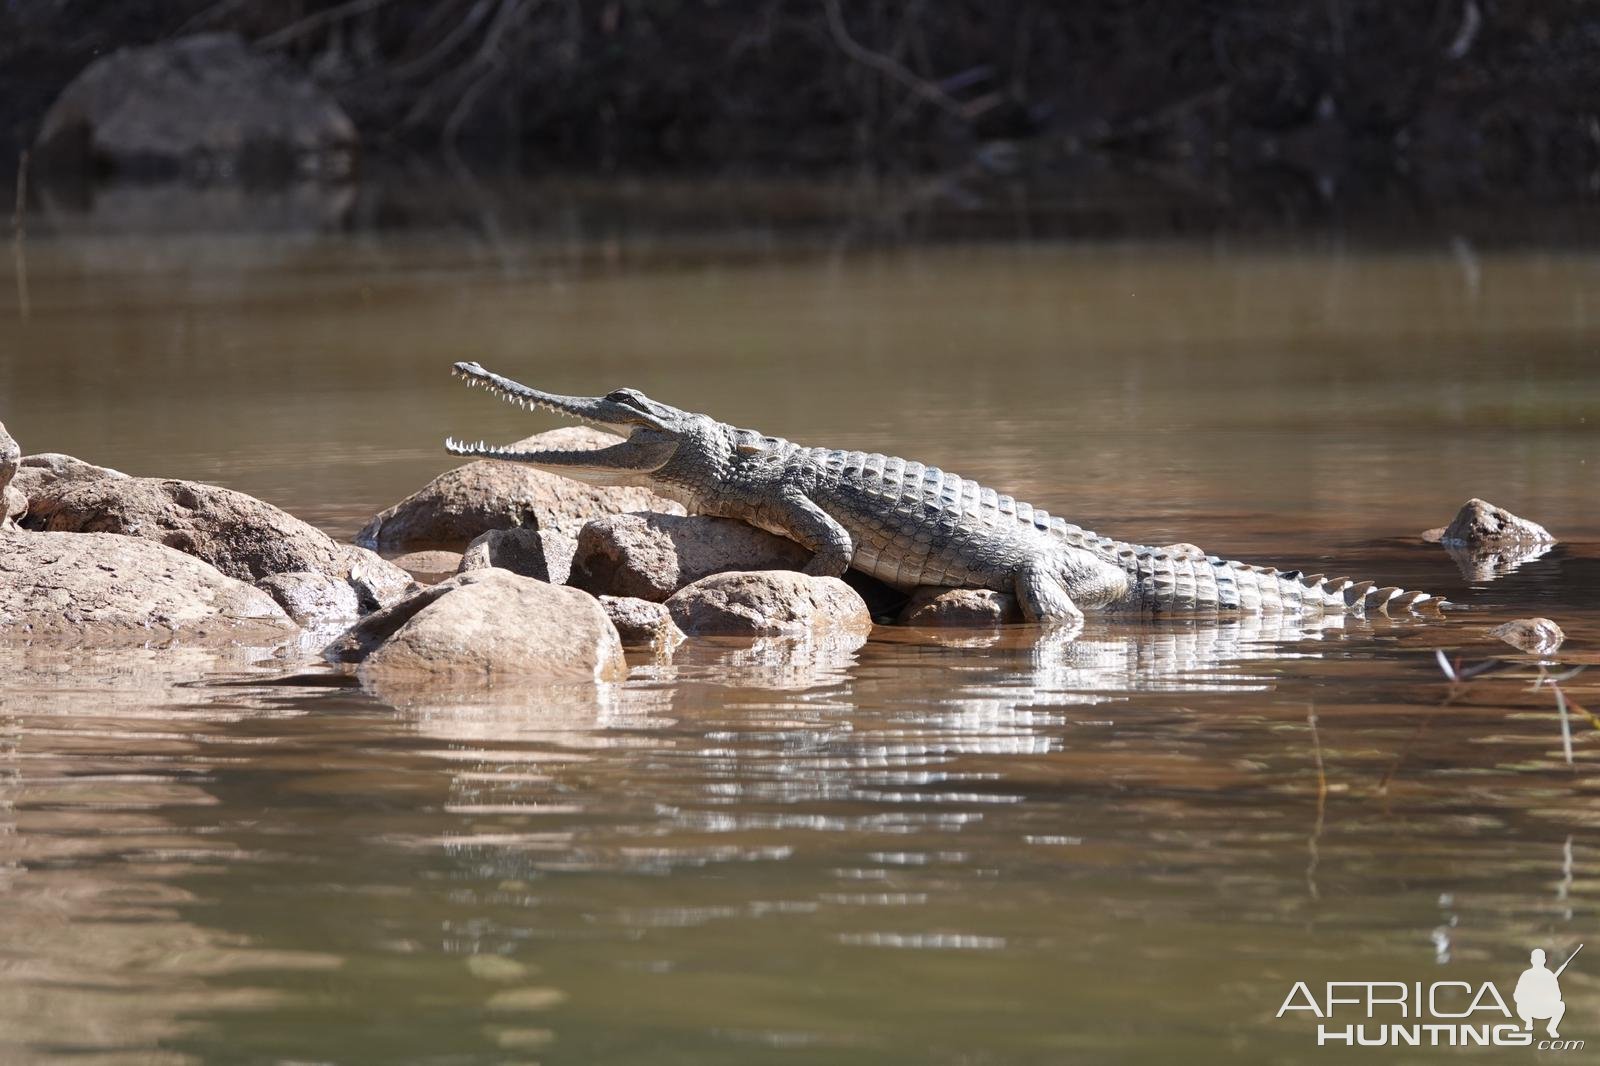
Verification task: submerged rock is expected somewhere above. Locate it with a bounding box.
[897,587,1023,627]
[29,475,414,614]
[666,571,871,637]
[0,530,296,642]
[599,595,685,649]
[459,527,576,584]
[1487,617,1566,656]
[339,569,626,682]
[1424,498,1557,582]
[33,33,355,181]
[572,512,809,602]
[356,428,682,553]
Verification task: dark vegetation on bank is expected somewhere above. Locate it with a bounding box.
[4,1,1600,203]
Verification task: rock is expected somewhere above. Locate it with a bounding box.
[11,453,129,507]
[392,550,465,583]
[1487,618,1566,656]
[341,543,416,610]
[599,595,685,648]
[897,587,1023,627]
[2,485,24,530]
[349,569,626,682]
[0,420,18,496]
[572,512,809,602]
[666,571,871,637]
[459,527,576,584]
[33,33,355,182]
[355,428,682,553]
[1426,498,1556,548]
[0,530,296,642]
[256,570,361,628]
[29,476,413,610]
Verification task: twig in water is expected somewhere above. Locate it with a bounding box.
[1553,684,1574,767]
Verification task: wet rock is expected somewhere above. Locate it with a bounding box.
[355,428,682,553]
[1424,499,1557,582]
[1425,498,1556,548]
[572,512,809,602]
[666,571,871,637]
[459,527,575,584]
[599,595,685,648]
[30,476,413,609]
[897,587,1023,627]
[349,569,626,682]
[392,550,465,584]
[1487,617,1566,656]
[33,33,355,182]
[256,570,361,628]
[0,530,295,642]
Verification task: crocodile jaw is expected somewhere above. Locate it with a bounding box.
[445,361,679,482]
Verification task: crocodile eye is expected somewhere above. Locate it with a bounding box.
[605,389,643,407]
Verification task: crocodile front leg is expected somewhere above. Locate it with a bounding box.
[1015,560,1085,625]
[773,491,855,577]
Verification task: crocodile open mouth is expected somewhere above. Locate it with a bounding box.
[444,361,678,480]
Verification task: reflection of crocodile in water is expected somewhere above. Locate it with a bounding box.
[444,363,1443,625]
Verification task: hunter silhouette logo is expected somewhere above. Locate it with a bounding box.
[1276,944,1584,1050]
[1516,945,1579,1039]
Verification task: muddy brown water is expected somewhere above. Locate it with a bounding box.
[1,188,1598,1063]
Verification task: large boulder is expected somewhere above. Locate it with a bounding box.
[459,527,576,584]
[0,531,296,643]
[599,595,685,649]
[32,33,356,181]
[897,587,1023,627]
[571,512,809,602]
[29,476,413,624]
[1,486,23,531]
[356,428,683,553]
[335,569,626,682]
[666,571,872,637]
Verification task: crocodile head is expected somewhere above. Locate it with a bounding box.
[445,361,702,486]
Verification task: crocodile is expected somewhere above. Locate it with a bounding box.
[444,362,1443,624]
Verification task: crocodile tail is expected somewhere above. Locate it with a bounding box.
[1116,544,1444,616]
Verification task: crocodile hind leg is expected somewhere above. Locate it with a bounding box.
[1015,561,1085,625]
